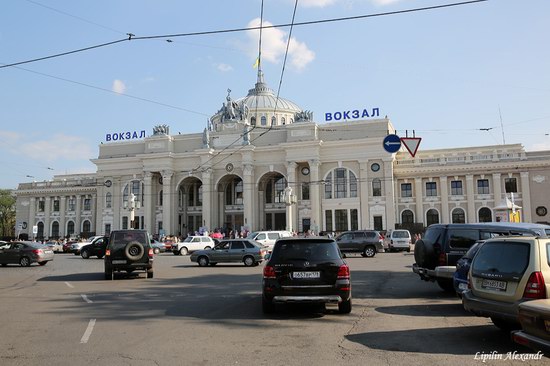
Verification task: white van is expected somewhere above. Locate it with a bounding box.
[386,229,412,252]
[246,231,292,250]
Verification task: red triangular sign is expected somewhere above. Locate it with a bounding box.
[400,137,421,157]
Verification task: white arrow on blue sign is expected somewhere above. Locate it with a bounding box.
[383,134,402,153]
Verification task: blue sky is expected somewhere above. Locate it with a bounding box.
[1,0,549,189]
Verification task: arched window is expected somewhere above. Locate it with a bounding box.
[271,116,277,126]
[261,116,267,126]
[123,180,143,207]
[265,176,287,203]
[67,221,75,236]
[281,117,286,125]
[452,208,466,223]
[478,207,492,222]
[225,178,244,205]
[402,210,414,224]
[51,221,59,238]
[372,179,382,197]
[37,222,44,239]
[105,192,112,208]
[324,168,358,199]
[82,220,91,233]
[426,209,439,226]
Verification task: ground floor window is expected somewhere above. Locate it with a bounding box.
[351,209,358,231]
[122,216,128,230]
[105,224,111,236]
[426,209,439,226]
[325,210,333,231]
[324,209,358,232]
[373,216,383,231]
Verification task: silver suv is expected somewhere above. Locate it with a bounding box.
[462,235,550,331]
[334,230,384,258]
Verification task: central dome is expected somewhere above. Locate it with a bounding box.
[236,73,302,113]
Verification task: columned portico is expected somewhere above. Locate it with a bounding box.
[243,164,254,231]
[202,170,213,231]
[162,171,174,235]
[144,172,154,232]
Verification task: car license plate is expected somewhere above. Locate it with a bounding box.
[44,250,53,254]
[293,271,320,279]
[112,260,126,264]
[481,279,507,291]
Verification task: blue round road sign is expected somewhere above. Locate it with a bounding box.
[383,134,401,153]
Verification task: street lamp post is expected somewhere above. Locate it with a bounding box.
[283,186,297,233]
[124,193,141,229]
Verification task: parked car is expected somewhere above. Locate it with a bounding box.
[246,231,292,251]
[44,241,63,253]
[453,241,485,297]
[0,241,54,267]
[63,241,76,253]
[190,239,267,267]
[511,299,550,353]
[150,240,166,254]
[80,237,108,259]
[413,223,550,292]
[172,236,215,255]
[104,230,154,280]
[262,237,352,314]
[334,230,384,258]
[70,235,104,255]
[385,229,412,252]
[462,235,550,331]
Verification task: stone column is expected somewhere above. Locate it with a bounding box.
[286,162,297,232]
[60,196,66,237]
[44,196,51,239]
[309,160,321,233]
[75,195,82,235]
[520,172,532,222]
[143,172,154,233]
[242,164,254,231]
[492,173,502,205]
[90,194,97,233]
[466,175,475,223]
[359,161,370,229]
[29,197,36,239]
[201,170,213,232]
[440,176,450,223]
[414,178,424,224]
[162,171,174,235]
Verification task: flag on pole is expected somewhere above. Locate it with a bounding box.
[253,57,260,68]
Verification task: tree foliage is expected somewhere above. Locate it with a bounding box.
[0,189,16,237]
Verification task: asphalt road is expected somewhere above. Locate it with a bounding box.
[0,250,544,366]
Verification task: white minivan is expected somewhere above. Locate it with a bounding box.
[386,229,412,252]
[246,231,292,250]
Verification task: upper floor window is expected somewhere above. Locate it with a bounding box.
[401,183,412,198]
[372,179,382,197]
[271,116,277,126]
[477,179,489,194]
[324,168,358,199]
[451,180,463,195]
[301,183,310,200]
[38,200,45,212]
[426,182,437,197]
[105,193,112,208]
[53,200,60,212]
[68,197,76,211]
[505,177,517,193]
[83,198,91,211]
[281,117,286,125]
[266,177,286,204]
[123,180,143,207]
[261,116,267,126]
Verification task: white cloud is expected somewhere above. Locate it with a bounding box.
[112,79,126,94]
[19,133,94,162]
[300,0,337,7]
[216,63,234,72]
[245,18,315,71]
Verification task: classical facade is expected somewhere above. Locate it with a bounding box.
[15,74,550,239]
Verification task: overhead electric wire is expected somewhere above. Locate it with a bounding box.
[0,0,488,70]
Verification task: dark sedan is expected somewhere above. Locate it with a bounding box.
[0,241,55,267]
[190,239,267,267]
[80,237,108,259]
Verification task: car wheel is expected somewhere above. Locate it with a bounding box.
[1,263,7,267]
[81,250,90,259]
[338,298,352,314]
[262,297,275,314]
[204,246,211,250]
[74,252,79,256]
[198,256,209,267]
[20,257,31,267]
[124,241,145,261]
[491,317,520,332]
[147,270,154,279]
[179,247,188,256]
[38,261,47,266]
[243,256,255,267]
[363,246,376,258]
[154,247,160,254]
[437,279,455,293]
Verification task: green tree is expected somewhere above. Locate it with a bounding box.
[0,189,16,238]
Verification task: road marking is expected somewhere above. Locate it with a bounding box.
[65,282,74,288]
[80,319,96,344]
[81,294,93,304]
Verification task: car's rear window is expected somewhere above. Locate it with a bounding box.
[392,231,410,239]
[423,227,444,243]
[448,229,479,249]
[110,232,148,247]
[472,241,530,276]
[270,241,341,262]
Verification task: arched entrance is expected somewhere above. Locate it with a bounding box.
[258,172,287,230]
[178,177,203,236]
[217,175,244,235]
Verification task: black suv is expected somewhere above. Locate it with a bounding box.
[413,223,550,292]
[81,236,108,259]
[104,230,154,280]
[262,238,352,314]
[334,230,384,257]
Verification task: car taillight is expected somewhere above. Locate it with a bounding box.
[105,249,111,256]
[337,265,350,279]
[148,248,154,257]
[523,272,546,299]
[379,234,383,241]
[263,266,276,279]
[32,249,42,254]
